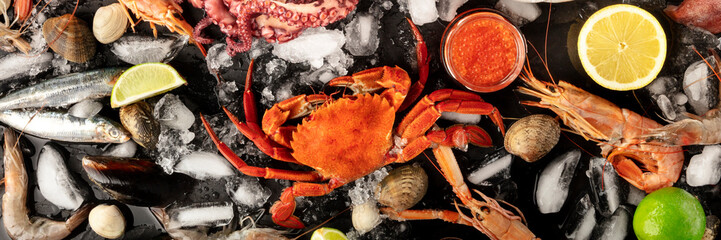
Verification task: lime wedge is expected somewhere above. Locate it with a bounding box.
[110,62,186,108]
[310,227,348,240]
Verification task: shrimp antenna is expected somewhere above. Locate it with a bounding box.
[290,207,351,240]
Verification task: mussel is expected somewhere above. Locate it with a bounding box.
[504,114,560,163]
[42,14,96,63]
[93,3,128,44]
[119,101,160,149]
[82,156,195,207]
[376,164,428,212]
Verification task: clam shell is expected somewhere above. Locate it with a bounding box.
[119,101,160,149]
[42,14,96,63]
[89,204,125,239]
[93,3,128,44]
[376,164,428,212]
[504,114,560,163]
[352,201,381,234]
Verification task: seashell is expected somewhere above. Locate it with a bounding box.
[42,14,96,63]
[376,164,428,212]
[504,114,560,163]
[89,204,126,239]
[119,101,160,149]
[93,3,128,44]
[352,201,382,234]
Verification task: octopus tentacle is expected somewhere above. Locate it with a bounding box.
[190,0,358,56]
[193,17,215,44]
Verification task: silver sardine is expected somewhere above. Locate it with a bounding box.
[0,109,130,143]
[0,68,125,110]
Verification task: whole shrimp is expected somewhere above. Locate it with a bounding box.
[643,51,721,146]
[382,146,538,240]
[117,0,207,56]
[0,0,31,54]
[517,66,684,193]
[3,128,92,240]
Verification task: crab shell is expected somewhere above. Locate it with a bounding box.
[289,93,396,182]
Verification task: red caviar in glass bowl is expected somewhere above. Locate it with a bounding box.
[441,9,526,93]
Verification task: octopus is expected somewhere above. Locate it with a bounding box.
[665,0,721,34]
[189,0,358,55]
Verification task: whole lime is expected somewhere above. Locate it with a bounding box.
[633,187,705,240]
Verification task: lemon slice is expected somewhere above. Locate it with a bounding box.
[578,4,666,91]
[110,63,186,108]
[310,227,349,240]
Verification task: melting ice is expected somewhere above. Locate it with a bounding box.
[226,176,272,208]
[167,202,234,229]
[272,27,346,69]
[467,153,513,186]
[563,194,595,240]
[154,93,195,131]
[686,145,721,186]
[0,52,53,81]
[174,151,235,180]
[536,149,581,214]
[344,13,380,56]
[111,35,187,65]
[37,144,90,210]
[438,0,468,21]
[69,99,103,119]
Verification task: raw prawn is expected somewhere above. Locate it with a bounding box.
[643,51,721,145]
[117,0,207,56]
[517,67,684,193]
[382,146,538,240]
[0,0,30,54]
[2,128,92,240]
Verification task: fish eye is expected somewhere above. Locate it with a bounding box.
[108,128,119,138]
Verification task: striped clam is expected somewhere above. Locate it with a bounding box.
[375,164,428,212]
[119,101,160,149]
[93,3,128,44]
[504,114,560,163]
[42,14,96,63]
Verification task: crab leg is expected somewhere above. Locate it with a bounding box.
[381,208,473,226]
[200,114,324,182]
[399,18,430,112]
[329,66,411,110]
[270,179,345,229]
[262,94,331,147]
[397,89,505,145]
[394,125,493,163]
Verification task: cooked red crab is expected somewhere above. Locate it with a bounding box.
[201,20,506,229]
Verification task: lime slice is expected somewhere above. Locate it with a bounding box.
[633,187,705,240]
[577,4,666,91]
[110,63,186,108]
[310,227,348,240]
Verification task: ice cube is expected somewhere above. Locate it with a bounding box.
[590,205,631,240]
[111,34,187,65]
[646,76,679,97]
[407,0,439,25]
[216,80,239,106]
[156,127,195,174]
[249,38,273,59]
[626,185,646,206]
[495,0,541,26]
[440,112,482,124]
[167,202,234,229]
[226,176,272,208]
[103,141,138,158]
[587,157,627,217]
[656,95,677,120]
[154,94,195,130]
[264,58,288,80]
[437,0,468,21]
[37,144,90,210]
[344,13,380,56]
[536,149,581,214]
[468,153,513,186]
[683,58,718,115]
[68,99,103,119]
[0,52,53,81]
[349,168,389,205]
[206,43,233,73]
[563,194,596,240]
[675,92,689,105]
[272,27,346,69]
[686,145,721,186]
[174,151,235,180]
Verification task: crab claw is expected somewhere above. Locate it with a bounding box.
[270,188,305,228]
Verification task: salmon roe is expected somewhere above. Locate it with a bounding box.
[442,11,524,92]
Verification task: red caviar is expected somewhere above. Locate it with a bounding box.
[442,10,525,92]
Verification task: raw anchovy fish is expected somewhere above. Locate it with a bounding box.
[0,109,130,143]
[0,68,125,110]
